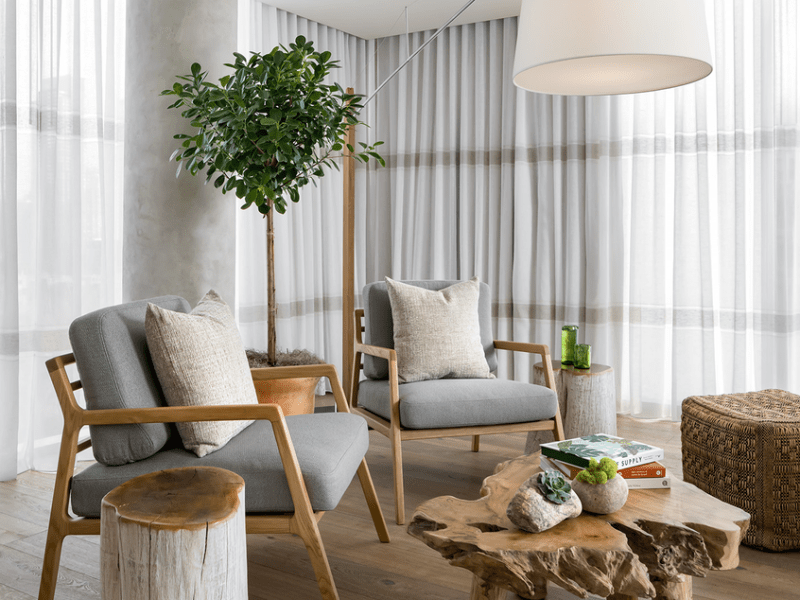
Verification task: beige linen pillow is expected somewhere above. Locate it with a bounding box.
[145,289,257,457]
[385,277,494,383]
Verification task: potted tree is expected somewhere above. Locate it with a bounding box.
[161,36,383,412]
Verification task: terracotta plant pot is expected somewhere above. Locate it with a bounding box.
[571,474,629,514]
[253,377,319,416]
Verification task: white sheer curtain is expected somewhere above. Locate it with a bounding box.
[365,0,800,419]
[0,0,125,479]
[236,1,378,372]
[239,1,799,419]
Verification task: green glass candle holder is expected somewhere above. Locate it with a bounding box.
[575,343,591,369]
[561,325,578,365]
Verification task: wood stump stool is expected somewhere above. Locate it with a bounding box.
[526,361,616,453]
[100,466,247,600]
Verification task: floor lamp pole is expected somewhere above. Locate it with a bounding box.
[342,89,357,397]
[342,0,478,395]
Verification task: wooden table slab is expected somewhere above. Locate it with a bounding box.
[408,453,750,600]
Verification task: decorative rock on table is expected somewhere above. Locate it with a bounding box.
[506,471,582,533]
[571,458,629,514]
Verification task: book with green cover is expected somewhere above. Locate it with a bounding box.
[540,433,664,469]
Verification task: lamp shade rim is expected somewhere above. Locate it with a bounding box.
[513,54,714,96]
[513,0,714,96]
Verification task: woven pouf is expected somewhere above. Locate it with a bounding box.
[681,389,800,551]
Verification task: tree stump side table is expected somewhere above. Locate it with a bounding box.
[100,466,247,600]
[526,361,616,453]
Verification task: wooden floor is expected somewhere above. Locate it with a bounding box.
[1,416,798,600]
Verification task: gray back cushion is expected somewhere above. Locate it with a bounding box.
[69,296,191,466]
[362,280,497,380]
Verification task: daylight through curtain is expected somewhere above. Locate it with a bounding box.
[240,1,800,420]
[364,0,800,419]
[0,0,125,479]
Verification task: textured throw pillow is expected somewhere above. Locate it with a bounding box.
[145,290,257,457]
[385,277,494,383]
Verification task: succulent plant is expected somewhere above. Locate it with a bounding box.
[575,457,618,485]
[535,470,572,504]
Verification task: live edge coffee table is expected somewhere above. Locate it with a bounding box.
[408,453,750,600]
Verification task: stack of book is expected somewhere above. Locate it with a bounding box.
[540,433,671,489]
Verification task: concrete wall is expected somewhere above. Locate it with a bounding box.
[124,0,237,306]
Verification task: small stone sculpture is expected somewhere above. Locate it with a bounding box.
[507,471,582,533]
[572,458,629,514]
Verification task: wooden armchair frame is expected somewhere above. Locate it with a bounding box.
[40,354,390,600]
[349,309,565,525]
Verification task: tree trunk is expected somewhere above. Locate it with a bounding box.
[267,201,276,365]
[100,467,247,600]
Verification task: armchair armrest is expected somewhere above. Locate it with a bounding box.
[352,342,401,422]
[354,342,396,362]
[79,402,285,427]
[251,363,352,414]
[493,340,551,356]
[493,340,556,393]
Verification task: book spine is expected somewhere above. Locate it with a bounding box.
[625,476,672,490]
[552,458,667,479]
[619,461,666,479]
[541,457,671,490]
[615,448,665,469]
[542,446,665,469]
[540,447,591,468]
[540,457,571,479]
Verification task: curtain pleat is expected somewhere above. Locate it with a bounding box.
[363,0,800,418]
[0,0,125,478]
[241,0,800,419]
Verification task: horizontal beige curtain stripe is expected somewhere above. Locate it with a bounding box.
[376,128,800,169]
[0,330,71,355]
[237,298,800,335]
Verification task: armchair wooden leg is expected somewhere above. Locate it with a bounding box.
[356,459,390,542]
[390,429,406,525]
[292,510,340,600]
[472,435,480,452]
[553,412,566,442]
[38,524,65,600]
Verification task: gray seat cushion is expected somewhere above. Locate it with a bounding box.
[71,413,368,517]
[69,296,191,466]
[362,280,497,380]
[357,379,557,429]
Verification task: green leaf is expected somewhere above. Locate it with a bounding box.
[161,38,386,217]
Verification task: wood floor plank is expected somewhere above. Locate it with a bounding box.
[0,512,45,546]
[0,581,36,600]
[1,416,797,600]
[0,545,99,600]
[8,533,102,579]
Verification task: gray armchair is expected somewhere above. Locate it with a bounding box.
[349,280,565,524]
[40,296,389,600]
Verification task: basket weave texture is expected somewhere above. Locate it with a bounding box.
[681,389,800,551]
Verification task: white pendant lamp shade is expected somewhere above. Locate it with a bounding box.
[513,0,713,96]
